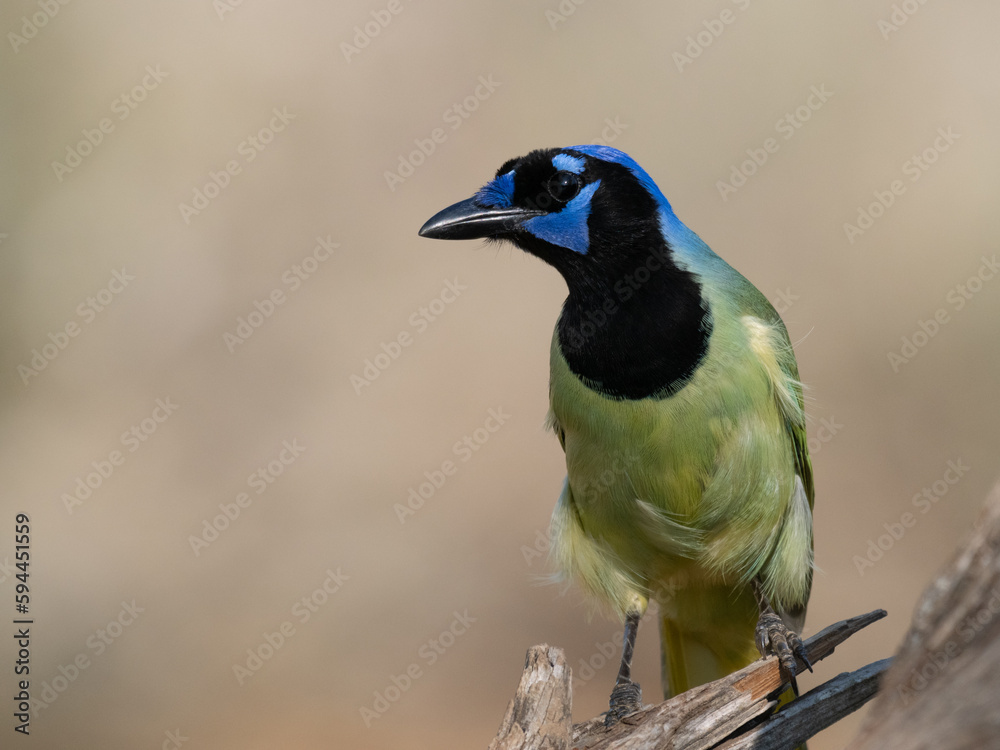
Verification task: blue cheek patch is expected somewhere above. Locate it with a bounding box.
[552,153,585,174]
[524,179,601,254]
[474,170,516,207]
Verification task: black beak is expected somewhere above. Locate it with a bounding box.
[418,198,544,240]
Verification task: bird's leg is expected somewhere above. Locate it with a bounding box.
[752,578,812,681]
[605,610,643,726]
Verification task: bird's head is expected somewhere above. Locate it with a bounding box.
[419,146,720,399]
[419,146,690,296]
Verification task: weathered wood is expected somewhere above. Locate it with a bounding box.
[490,610,886,750]
[852,482,1000,750]
[489,645,572,750]
[570,609,886,750]
[715,658,891,750]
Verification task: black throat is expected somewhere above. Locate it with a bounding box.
[556,242,712,400]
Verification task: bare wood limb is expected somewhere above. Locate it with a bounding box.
[853,481,1000,750]
[490,610,886,750]
[715,658,892,750]
[571,609,886,750]
[489,645,572,750]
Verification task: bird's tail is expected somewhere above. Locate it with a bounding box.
[660,605,807,749]
[659,612,760,698]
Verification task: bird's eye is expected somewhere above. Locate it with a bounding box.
[546,171,582,203]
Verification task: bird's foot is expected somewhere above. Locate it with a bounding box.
[755,611,812,676]
[604,680,642,726]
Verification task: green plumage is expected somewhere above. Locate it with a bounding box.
[547,273,813,696]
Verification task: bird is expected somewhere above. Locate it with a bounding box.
[418,145,814,724]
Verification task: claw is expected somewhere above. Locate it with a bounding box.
[755,611,811,676]
[796,641,814,673]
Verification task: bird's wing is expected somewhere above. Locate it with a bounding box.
[768,322,815,631]
[740,310,814,509]
[788,402,815,512]
[739,314,815,613]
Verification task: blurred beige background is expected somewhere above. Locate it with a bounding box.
[2,1,999,748]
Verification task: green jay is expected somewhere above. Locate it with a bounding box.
[419,146,814,723]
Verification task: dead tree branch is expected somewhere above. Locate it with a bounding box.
[852,481,1000,750]
[490,610,887,750]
